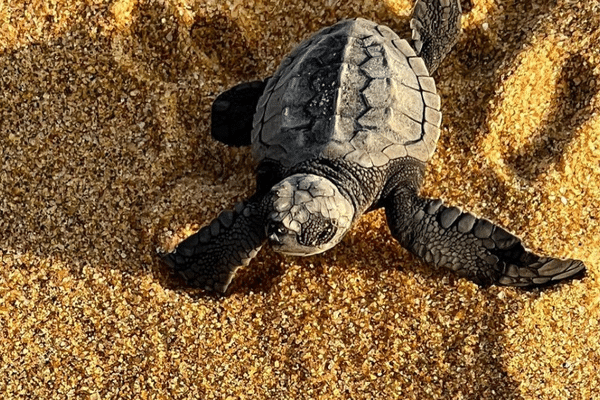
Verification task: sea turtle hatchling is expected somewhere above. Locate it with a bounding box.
[162,0,586,293]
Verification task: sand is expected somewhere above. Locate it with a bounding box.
[0,0,598,398]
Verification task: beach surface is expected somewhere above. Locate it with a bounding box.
[1,0,599,398]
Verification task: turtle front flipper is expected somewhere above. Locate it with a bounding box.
[410,0,462,73]
[211,79,270,146]
[384,191,586,287]
[162,199,267,293]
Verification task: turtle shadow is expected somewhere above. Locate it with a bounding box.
[154,250,288,297]
[506,53,598,180]
[228,253,288,295]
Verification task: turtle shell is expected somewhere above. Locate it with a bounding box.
[251,18,442,169]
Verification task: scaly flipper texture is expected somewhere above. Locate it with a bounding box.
[162,199,267,293]
[385,190,586,287]
[211,79,269,146]
[411,0,462,73]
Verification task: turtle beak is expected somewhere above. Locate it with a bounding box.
[268,232,286,253]
[266,221,285,246]
[269,233,282,245]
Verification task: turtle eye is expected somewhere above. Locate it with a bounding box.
[267,221,287,237]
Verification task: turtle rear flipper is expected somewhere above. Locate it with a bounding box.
[211,79,269,146]
[410,0,462,73]
[162,199,267,293]
[385,192,586,287]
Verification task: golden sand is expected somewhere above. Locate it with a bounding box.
[1,0,598,398]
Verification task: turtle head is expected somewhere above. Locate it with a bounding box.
[265,174,355,256]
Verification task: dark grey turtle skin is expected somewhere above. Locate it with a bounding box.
[163,0,586,293]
